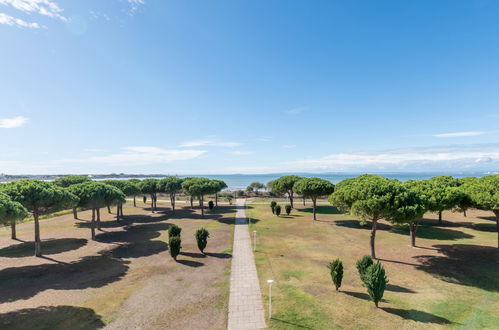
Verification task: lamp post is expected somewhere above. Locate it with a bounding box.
[267,280,274,320]
[253,230,257,251]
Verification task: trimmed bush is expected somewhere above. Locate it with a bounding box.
[327,259,343,291]
[169,236,182,261]
[274,204,281,216]
[285,204,292,215]
[364,262,388,307]
[208,200,214,210]
[356,255,373,285]
[195,227,210,254]
[168,224,182,238]
[270,201,277,214]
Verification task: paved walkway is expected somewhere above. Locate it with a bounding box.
[228,199,266,330]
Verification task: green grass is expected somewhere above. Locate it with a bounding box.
[248,202,499,329]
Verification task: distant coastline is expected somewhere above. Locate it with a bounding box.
[1,171,496,190]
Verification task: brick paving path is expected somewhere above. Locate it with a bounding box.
[227,199,266,330]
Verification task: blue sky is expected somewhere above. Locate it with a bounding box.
[1,0,498,174]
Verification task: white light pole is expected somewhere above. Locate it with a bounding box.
[253,230,257,251]
[267,280,274,320]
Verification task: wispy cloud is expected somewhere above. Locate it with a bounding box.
[179,139,241,148]
[433,131,486,138]
[256,137,272,142]
[282,144,296,149]
[63,146,206,166]
[0,12,40,28]
[286,106,309,115]
[286,144,499,171]
[84,148,106,153]
[231,150,254,155]
[0,116,29,128]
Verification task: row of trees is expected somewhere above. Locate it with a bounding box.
[0,175,228,257]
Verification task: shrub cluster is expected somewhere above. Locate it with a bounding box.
[270,201,277,214]
[195,228,210,254]
[168,224,182,261]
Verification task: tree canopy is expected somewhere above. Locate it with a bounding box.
[53,175,91,188]
[329,175,401,258]
[293,177,334,220]
[463,175,499,247]
[0,192,28,240]
[158,177,184,213]
[140,179,160,212]
[181,177,213,216]
[270,175,302,208]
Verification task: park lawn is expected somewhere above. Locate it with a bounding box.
[247,202,499,329]
[0,201,235,330]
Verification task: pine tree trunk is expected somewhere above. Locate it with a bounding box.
[171,195,176,214]
[34,210,42,257]
[97,208,101,230]
[463,209,467,217]
[133,196,136,207]
[201,197,204,217]
[410,222,416,247]
[107,205,111,213]
[303,197,305,206]
[438,211,442,225]
[10,221,16,240]
[494,210,499,249]
[215,194,218,207]
[289,192,294,208]
[190,197,193,208]
[370,218,377,259]
[116,205,120,221]
[151,194,155,213]
[312,198,317,220]
[73,207,78,219]
[91,209,96,240]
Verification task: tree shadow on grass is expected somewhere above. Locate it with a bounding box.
[477,215,496,222]
[0,238,88,258]
[176,259,204,267]
[0,253,130,303]
[471,223,497,232]
[386,284,416,293]
[382,307,453,324]
[270,318,313,329]
[414,244,499,292]
[390,225,474,241]
[300,205,342,215]
[180,251,206,259]
[335,220,392,231]
[205,252,232,259]
[0,305,105,330]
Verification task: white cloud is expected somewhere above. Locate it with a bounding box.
[282,144,296,149]
[0,116,29,128]
[0,0,67,20]
[256,137,272,142]
[63,146,206,166]
[231,151,254,155]
[179,139,241,148]
[433,131,486,138]
[0,12,40,27]
[286,106,309,115]
[286,144,499,171]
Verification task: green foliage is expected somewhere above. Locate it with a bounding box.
[168,224,182,238]
[158,176,184,194]
[385,186,428,225]
[274,204,281,216]
[406,176,465,217]
[181,177,213,199]
[327,259,343,291]
[67,182,126,209]
[285,204,292,215]
[294,177,334,200]
[271,175,302,195]
[139,179,160,195]
[270,201,277,214]
[0,192,28,225]
[211,180,228,194]
[169,235,182,261]
[208,200,214,210]
[53,175,91,188]
[249,182,265,193]
[195,227,210,253]
[3,179,79,215]
[463,175,498,211]
[364,262,388,307]
[356,255,374,284]
[102,180,141,197]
